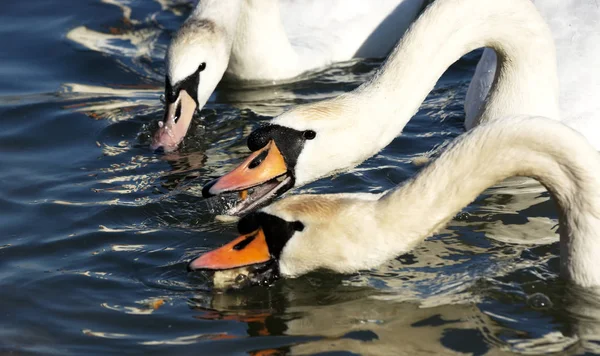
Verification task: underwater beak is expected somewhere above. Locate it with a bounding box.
[187,228,271,270]
[202,140,288,197]
[151,89,197,152]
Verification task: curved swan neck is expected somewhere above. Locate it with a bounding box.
[275,0,561,187]
[381,0,558,111]
[349,0,558,149]
[376,117,600,287]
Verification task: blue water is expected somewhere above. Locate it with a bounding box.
[2,1,600,354]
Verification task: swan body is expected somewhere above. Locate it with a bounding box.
[152,0,426,151]
[228,0,427,81]
[190,116,600,288]
[204,0,594,216]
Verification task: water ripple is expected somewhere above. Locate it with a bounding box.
[1,0,599,354]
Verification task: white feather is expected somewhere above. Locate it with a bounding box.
[466,0,600,148]
[167,0,426,102]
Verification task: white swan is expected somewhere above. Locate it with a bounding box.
[189,116,600,288]
[202,0,600,216]
[151,0,427,151]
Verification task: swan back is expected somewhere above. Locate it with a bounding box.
[279,0,426,61]
[545,0,600,144]
[227,0,426,81]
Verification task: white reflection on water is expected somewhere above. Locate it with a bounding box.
[82,329,130,339]
[101,297,167,315]
[61,83,160,123]
[139,333,235,346]
[66,25,161,60]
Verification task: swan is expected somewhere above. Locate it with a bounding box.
[189,116,600,288]
[151,0,427,151]
[201,0,600,216]
[466,0,600,134]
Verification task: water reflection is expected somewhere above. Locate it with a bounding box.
[183,275,600,354]
[61,83,159,123]
[65,0,192,83]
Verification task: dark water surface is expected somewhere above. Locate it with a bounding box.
[2,1,600,354]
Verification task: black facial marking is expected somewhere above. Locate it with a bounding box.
[238,213,303,260]
[237,213,259,235]
[165,62,205,107]
[248,149,268,169]
[165,76,175,103]
[291,221,305,232]
[233,234,256,250]
[247,124,314,175]
[201,179,217,198]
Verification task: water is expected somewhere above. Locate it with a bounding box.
[2,1,600,354]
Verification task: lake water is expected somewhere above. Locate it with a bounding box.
[2,1,600,354]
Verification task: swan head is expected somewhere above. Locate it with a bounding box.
[188,192,388,283]
[202,100,370,215]
[152,18,231,152]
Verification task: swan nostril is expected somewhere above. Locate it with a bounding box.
[233,234,256,250]
[174,101,182,124]
[248,150,268,169]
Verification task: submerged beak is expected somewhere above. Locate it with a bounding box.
[202,140,288,197]
[151,90,197,152]
[188,228,271,271]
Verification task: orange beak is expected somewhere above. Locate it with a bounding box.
[202,140,288,197]
[188,228,271,270]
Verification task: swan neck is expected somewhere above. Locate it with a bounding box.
[227,0,301,80]
[191,0,243,40]
[376,117,600,287]
[356,0,558,142]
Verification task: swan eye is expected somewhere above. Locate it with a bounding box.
[248,150,268,169]
[303,130,316,140]
[198,62,207,72]
[292,221,304,232]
